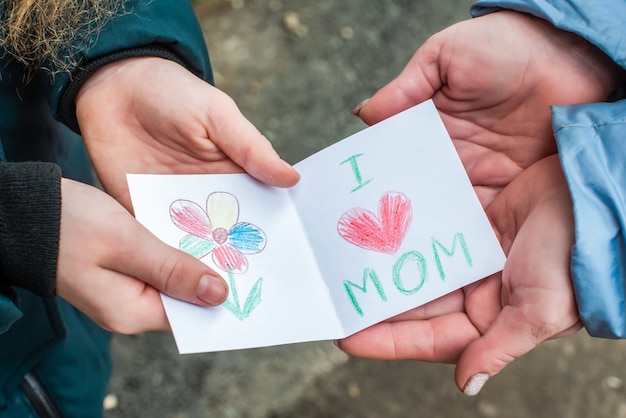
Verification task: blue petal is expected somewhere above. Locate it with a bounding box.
[228,222,266,253]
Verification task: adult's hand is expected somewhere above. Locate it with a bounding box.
[338,155,581,395]
[75,57,300,210]
[56,178,228,333]
[353,11,623,206]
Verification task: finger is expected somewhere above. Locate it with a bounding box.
[464,274,503,334]
[385,289,464,322]
[338,312,480,364]
[106,218,229,307]
[208,92,300,188]
[58,262,171,333]
[353,37,443,125]
[454,305,550,396]
[91,270,171,333]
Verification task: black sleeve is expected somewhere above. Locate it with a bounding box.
[0,162,61,298]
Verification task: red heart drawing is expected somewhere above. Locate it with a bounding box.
[337,191,412,254]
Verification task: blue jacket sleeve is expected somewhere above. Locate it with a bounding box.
[470,0,626,69]
[553,101,626,338]
[471,0,626,338]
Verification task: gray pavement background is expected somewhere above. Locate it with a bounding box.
[104,1,626,417]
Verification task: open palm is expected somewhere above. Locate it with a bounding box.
[355,11,621,206]
[338,156,581,394]
[339,10,624,395]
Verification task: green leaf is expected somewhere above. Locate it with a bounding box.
[179,235,215,259]
[242,277,263,319]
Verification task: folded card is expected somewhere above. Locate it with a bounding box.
[128,100,506,354]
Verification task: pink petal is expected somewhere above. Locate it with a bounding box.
[170,200,212,240]
[212,244,248,273]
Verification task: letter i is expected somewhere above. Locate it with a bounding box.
[340,153,373,193]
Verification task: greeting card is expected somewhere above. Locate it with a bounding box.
[128,100,506,354]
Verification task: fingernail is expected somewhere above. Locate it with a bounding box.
[197,274,228,305]
[352,98,370,116]
[463,373,489,396]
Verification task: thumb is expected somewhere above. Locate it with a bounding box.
[208,89,300,188]
[352,38,443,125]
[111,222,229,306]
[454,305,546,396]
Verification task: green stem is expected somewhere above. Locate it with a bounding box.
[227,267,241,313]
[222,268,263,321]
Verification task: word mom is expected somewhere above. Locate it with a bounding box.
[344,232,473,316]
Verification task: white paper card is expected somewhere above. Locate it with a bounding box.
[128,100,506,354]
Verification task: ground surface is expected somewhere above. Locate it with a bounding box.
[104,1,626,417]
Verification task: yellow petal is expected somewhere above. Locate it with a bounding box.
[206,192,239,229]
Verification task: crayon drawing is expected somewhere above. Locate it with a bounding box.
[127,100,508,353]
[170,191,266,320]
[340,153,373,193]
[337,191,412,254]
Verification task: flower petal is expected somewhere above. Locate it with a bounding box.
[212,244,248,273]
[206,192,239,230]
[228,222,267,254]
[179,235,216,259]
[170,200,212,240]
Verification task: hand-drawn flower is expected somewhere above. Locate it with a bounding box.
[170,192,266,274]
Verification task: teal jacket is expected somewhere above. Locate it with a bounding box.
[472,0,626,338]
[0,1,213,416]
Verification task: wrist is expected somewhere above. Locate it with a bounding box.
[524,12,625,98]
[0,163,61,298]
[61,47,189,133]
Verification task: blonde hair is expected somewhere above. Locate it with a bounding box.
[0,0,123,78]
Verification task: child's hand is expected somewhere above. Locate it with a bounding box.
[56,178,229,333]
[75,57,300,210]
